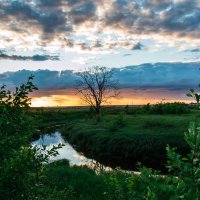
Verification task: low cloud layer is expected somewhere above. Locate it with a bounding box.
[113,62,200,89]
[1,62,200,92]
[0,51,59,61]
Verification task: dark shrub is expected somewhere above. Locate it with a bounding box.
[143,102,189,115]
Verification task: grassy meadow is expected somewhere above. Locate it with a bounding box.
[30,104,199,171]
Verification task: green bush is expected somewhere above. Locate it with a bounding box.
[136,122,200,199]
[103,122,200,200]
[143,102,189,114]
[0,76,63,199]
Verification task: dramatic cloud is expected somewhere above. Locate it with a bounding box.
[0,0,70,36]
[0,51,59,61]
[1,62,200,91]
[105,0,200,39]
[1,0,200,56]
[112,62,200,89]
[0,69,77,90]
[68,1,97,25]
[1,1,200,105]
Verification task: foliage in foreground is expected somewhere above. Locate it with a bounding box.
[0,76,62,199]
[33,122,200,200]
[0,77,199,199]
[99,121,199,200]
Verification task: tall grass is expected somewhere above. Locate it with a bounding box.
[61,113,192,172]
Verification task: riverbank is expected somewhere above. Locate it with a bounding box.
[30,108,200,172]
[38,159,148,200]
[13,107,200,199]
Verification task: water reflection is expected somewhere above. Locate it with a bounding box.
[32,132,95,166]
[32,132,140,174]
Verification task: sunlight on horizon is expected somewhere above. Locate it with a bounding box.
[30,88,193,107]
[31,96,192,107]
[31,95,83,107]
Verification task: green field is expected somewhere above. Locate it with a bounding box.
[31,108,200,171]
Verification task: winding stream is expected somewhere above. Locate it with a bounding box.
[32,131,110,170]
[32,131,145,176]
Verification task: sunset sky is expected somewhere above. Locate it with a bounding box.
[0,0,200,106]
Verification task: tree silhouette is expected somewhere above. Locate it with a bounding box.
[76,66,119,114]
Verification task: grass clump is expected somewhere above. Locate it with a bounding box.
[109,113,126,132]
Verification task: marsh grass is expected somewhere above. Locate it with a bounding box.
[55,112,197,171]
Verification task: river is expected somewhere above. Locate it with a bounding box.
[32,131,111,171]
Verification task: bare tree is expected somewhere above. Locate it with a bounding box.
[76,66,119,114]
